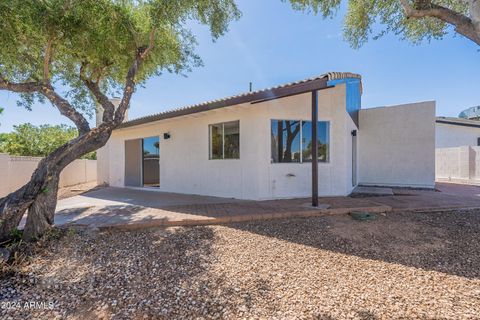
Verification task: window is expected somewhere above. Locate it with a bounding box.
[223,121,240,159]
[301,121,330,162]
[271,120,329,163]
[210,123,223,159]
[209,121,240,159]
[271,120,302,162]
[142,136,159,187]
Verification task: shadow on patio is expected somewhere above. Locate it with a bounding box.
[55,186,389,229]
[55,204,164,228]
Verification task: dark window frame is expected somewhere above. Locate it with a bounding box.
[208,120,240,160]
[271,119,330,164]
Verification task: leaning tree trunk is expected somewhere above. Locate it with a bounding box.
[0,41,145,242]
[22,175,60,241]
[0,125,113,242]
[0,164,49,241]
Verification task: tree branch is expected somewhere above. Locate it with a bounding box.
[0,77,90,135]
[399,0,480,45]
[43,37,53,82]
[140,28,157,60]
[113,28,157,126]
[39,84,91,135]
[0,78,42,93]
[471,0,480,30]
[80,63,115,123]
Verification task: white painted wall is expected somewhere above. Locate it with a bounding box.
[104,84,357,200]
[358,101,436,189]
[436,123,480,148]
[96,143,110,185]
[0,154,97,197]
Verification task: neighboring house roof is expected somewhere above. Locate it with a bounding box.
[118,72,361,129]
[436,117,480,128]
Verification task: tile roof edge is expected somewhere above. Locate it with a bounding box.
[117,72,361,129]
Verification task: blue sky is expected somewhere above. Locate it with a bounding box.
[0,0,479,133]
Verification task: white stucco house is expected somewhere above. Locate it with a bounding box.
[97,72,436,200]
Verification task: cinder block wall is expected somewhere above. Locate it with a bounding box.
[436,146,480,183]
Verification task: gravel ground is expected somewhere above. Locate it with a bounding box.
[1,209,480,319]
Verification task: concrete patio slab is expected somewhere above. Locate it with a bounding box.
[54,187,390,231]
[351,186,394,196]
[53,182,480,231]
[372,183,480,212]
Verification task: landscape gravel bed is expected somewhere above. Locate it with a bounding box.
[1,209,480,319]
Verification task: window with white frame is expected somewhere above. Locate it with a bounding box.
[271,120,329,163]
[209,120,240,159]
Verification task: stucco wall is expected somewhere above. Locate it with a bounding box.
[436,123,480,148]
[104,84,355,200]
[97,145,110,185]
[358,101,436,188]
[0,154,97,197]
[96,98,121,185]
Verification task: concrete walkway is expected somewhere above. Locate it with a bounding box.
[54,183,480,230]
[370,182,480,212]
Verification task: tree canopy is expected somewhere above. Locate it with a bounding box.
[0,0,241,120]
[0,123,96,159]
[286,0,479,47]
[0,1,241,241]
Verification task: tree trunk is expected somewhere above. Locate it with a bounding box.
[23,175,60,241]
[0,40,144,242]
[0,126,112,242]
[0,165,48,241]
[0,193,31,241]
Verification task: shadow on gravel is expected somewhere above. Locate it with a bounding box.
[1,226,273,319]
[229,210,480,279]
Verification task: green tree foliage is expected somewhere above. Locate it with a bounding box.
[0,0,241,114]
[0,1,240,241]
[285,0,480,47]
[0,123,96,159]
